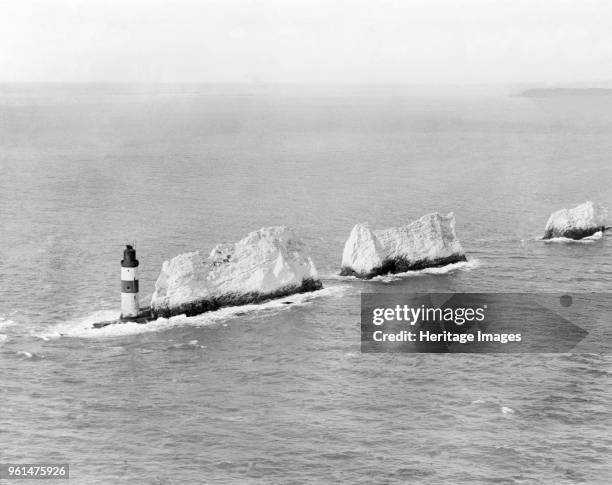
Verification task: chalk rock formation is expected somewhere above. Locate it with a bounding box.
[340,212,467,279]
[151,227,322,318]
[543,201,608,240]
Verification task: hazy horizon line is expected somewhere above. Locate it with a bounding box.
[1,80,611,87]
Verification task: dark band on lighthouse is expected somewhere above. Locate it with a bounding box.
[121,280,139,292]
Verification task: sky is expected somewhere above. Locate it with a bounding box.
[0,0,611,84]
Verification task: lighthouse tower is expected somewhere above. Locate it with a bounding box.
[121,245,139,319]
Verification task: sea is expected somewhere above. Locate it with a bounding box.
[1,84,611,484]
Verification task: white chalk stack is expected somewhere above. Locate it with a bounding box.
[340,212,467,279]
[543,201,608,240]
[150,226,322,318]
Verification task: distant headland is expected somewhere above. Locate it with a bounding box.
[518,88,612,98]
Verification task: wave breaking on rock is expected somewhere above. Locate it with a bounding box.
[339,212,467,279]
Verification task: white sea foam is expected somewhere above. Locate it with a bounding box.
[0,316,16,330]
[0,318,17,344]
[37,285,349,340]
[169,339,206,350]
[471,399,516,416]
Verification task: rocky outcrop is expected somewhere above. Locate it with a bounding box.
[340,212,467,279]
[150,227,322,318]
[543,201,608,240]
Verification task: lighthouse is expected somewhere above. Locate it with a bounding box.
[121,245,139,319]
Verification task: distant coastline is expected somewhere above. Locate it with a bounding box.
[518,87,612,98]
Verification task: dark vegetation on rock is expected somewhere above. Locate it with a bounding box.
[340,254,467,279]
[543,226,605,240]
[151,278,322,318]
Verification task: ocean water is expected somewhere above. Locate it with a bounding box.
[1,84,611,484]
